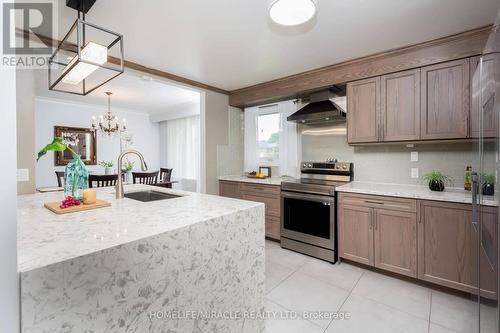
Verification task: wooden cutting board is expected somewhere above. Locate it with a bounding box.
[44,199,111,215]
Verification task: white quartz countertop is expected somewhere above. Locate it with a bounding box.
[17,184,262,273]
[336,181,498,207]
[218,175,294,186]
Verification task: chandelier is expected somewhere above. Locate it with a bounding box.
[92,92,126,135]
[48,0,124,95]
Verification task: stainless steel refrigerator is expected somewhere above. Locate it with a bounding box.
[471,14,500,333]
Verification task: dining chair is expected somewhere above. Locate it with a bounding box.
[132,171,159,185]
[55,171,65,187]
[160,168,173,182]
[88,174,119,188]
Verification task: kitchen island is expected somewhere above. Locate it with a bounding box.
[18,184,265,333]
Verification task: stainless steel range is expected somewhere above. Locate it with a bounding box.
[280,160,353,263]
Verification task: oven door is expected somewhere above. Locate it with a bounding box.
[280,191,335,250]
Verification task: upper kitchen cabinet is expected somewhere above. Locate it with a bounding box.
[420,59,470,140]
[381,69,421,141]
[347,77,380,143]
[470,55,497,138]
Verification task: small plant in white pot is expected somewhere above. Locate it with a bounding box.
[99,160,114,175]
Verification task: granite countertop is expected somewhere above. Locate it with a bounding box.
[218,175,295,186]
[336,181,498,207]
[17,184,263,273]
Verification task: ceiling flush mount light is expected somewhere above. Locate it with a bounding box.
[48,0,124,95]
[92,92,127,135]
[269,0,317,26]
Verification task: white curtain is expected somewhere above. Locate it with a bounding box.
[159,116,200,192]
[244,101,298,178]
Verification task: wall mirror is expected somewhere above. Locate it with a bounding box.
[54,126,97,166]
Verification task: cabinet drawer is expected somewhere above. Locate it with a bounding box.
[265,215,280,240]
[242,193,280,217]
[339,193,416,213]
[241,183,280,197]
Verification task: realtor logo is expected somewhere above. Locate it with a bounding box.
[2,1,53,55]
[1,1,56,68]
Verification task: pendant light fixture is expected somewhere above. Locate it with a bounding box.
[48,0,124,95]
[269,0,317,26]
[92,92,127,135]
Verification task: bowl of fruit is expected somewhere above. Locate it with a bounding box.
[245,171,267,179]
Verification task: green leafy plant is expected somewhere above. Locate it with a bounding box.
[98,160,114,168]
[122,159,134,172]
[481,173,496,185]
[37,137,76,162]
[422,171,453,186]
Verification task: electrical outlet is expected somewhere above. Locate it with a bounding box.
[411,151,419,162]
[17,168,29,182]
[411,168,419,179]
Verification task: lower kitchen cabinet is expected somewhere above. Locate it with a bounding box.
[418,200,497,299]
[219,180,281,241]
[338,204,374,266]
[339,193,498,298]
[374,208,417,277]
[338,193,417,277]
[219,180,242,199]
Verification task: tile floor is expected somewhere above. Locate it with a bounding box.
[264,240,497,333]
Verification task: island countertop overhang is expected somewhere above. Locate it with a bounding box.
[17,184,264,273]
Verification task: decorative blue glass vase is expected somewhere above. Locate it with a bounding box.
[64,155,89,200]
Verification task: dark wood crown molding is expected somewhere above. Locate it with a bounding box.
[229,25,493,107]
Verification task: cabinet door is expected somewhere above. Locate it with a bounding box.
[374,209,417,277]
[219,181,241,199]
[347,77,381,143]
[470,55,497,138]
[381,69,421,141]
[338,204,374,265]
[418,201,477,293]
[420,59,470,139]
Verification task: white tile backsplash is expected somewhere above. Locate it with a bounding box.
[300,123,495,186]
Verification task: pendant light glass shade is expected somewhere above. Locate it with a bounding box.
[269,0,316,26]
[48,19,124,95]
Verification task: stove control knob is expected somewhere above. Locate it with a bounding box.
[336,165,341,169]
[342,165,348,170]
[302,163,307,168]
[307,163,312,168]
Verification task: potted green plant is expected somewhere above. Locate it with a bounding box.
[422,171,453,192]
[99,160,114,175]
[481,173,495,196]
[122,158,135,183]
[37,137,89,200]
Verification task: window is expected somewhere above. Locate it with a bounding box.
[257,112,281,163]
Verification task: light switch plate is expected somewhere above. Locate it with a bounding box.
[411,168,419,179]
[411,151,419,162]
[17,168,29,182]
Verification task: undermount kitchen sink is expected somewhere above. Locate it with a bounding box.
[124,190,182,202]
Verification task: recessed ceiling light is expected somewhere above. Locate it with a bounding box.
[269,0,316,26]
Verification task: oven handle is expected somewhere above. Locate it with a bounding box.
[281,190,335,204]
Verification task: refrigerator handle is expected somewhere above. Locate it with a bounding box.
[471,172,478,230]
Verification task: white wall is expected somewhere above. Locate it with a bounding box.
[0,67,20,331]
[150,101,200,122]
[35,98,160,188]
[202,90,230,195]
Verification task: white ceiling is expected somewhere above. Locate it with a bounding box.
[35,70,201,114]
[53,0,500,91]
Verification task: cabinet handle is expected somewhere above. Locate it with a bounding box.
[369,219,373,229]
[465,115,470,138]
[364,200,384,205]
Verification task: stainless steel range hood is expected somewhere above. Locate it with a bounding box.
[287,88,346,125]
